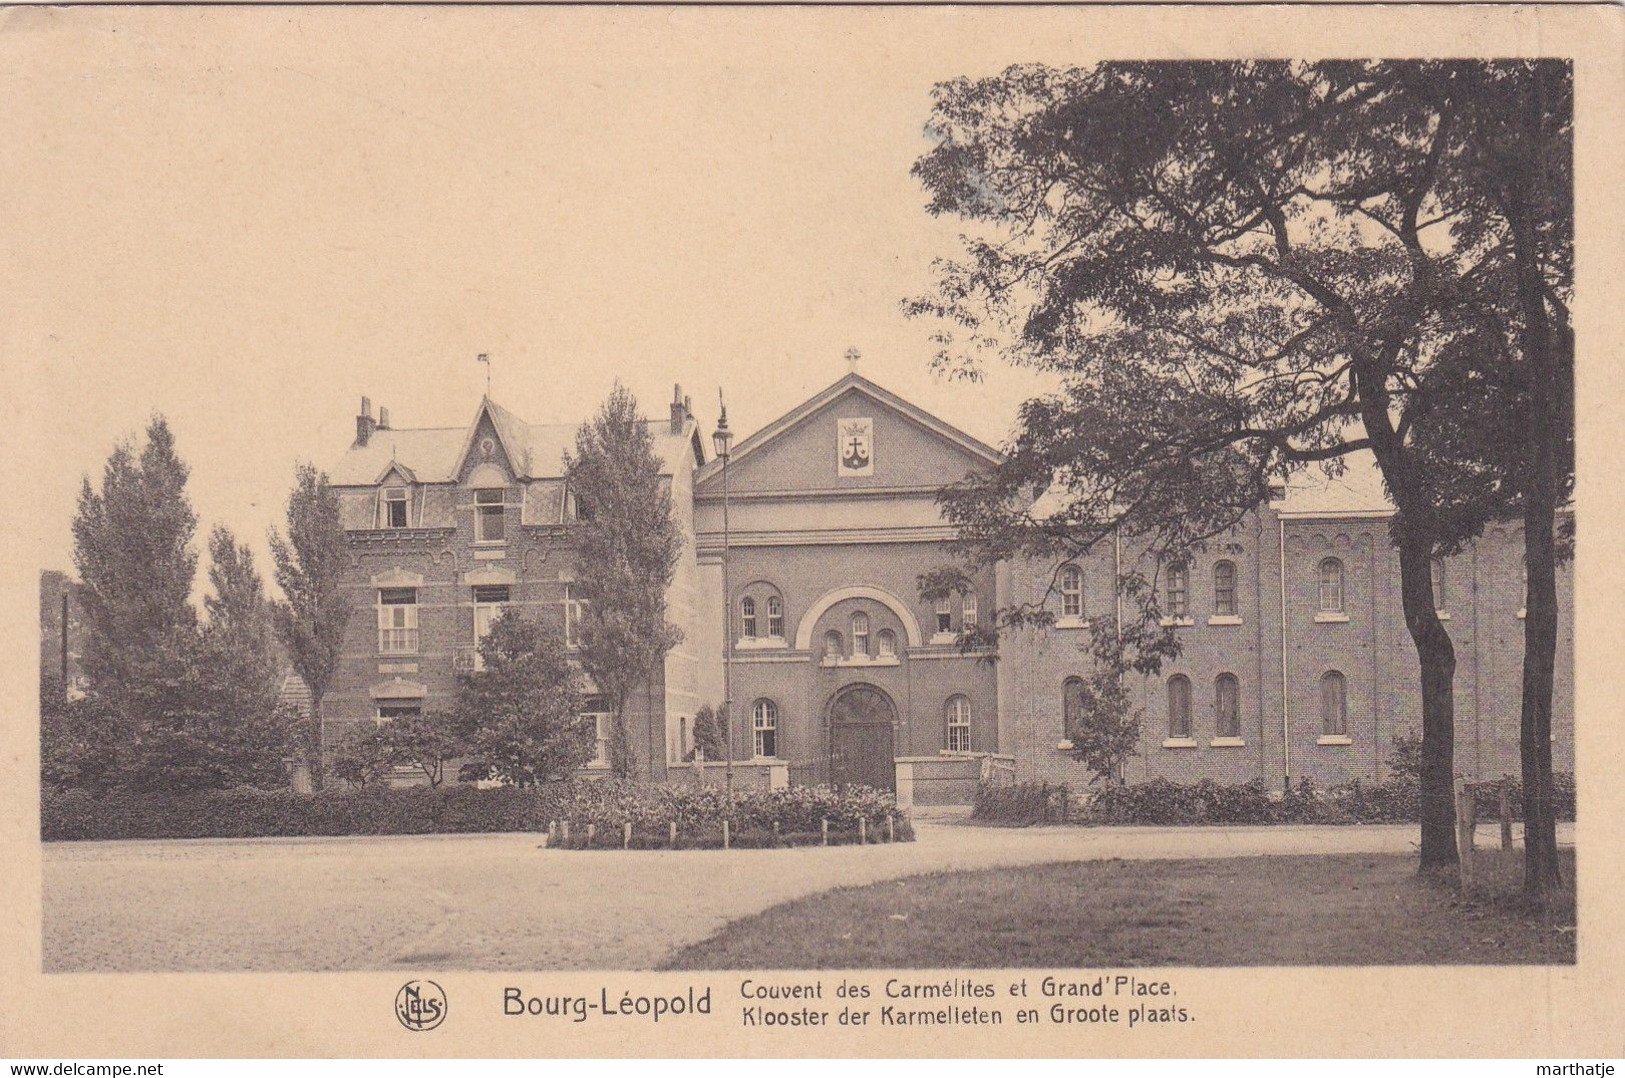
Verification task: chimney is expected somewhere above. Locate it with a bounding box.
[670,383,686,434]
[355,396,375,447]
[378,406,391,431]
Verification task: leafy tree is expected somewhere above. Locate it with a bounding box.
[1435,63,1572,895]
[115,633,295,793]
[200,526,282,735]
[1063,618,1171,785]
[907,60,1567,871]
[71,415,199,714]
[269,464,352,791]
[454,609,591,785]
[563,385,684,778]
[39,679,125,794]
[379,710,463,788]
[330,724,392,790]
[690,703,727,761]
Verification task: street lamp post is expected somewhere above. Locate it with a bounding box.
[712,394,735,799]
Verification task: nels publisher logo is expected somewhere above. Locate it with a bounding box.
[395,979,448,1032]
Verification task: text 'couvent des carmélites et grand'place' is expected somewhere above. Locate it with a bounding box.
[313,366,1573,808]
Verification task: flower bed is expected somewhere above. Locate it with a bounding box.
[41,779,911,843]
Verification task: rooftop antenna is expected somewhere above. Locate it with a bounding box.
[477,352,492,396]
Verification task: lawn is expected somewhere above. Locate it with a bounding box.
[662,850,1577,969]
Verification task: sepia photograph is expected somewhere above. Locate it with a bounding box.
[4,2,1619,1060]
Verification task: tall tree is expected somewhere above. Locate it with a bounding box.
[907,61,1563,869]
[1437,63,1573,893]
[563,385,684,779]
[455,609,592,786]
[71,415,199,713]
[269,464,352,791]
[201,525,282,723]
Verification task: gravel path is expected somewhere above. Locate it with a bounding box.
[41,819,1573,972]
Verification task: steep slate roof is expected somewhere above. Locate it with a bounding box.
[330,396,697,485]
[693,371,1003,487]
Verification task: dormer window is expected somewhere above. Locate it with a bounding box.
[475,488,506,544]
[381,486,409,529]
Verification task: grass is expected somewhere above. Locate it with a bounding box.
[662,849,1576,969]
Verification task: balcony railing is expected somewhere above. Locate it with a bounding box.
[378,628,419,655]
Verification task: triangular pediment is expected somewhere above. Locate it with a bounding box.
[454,400,527,484]
[695,374,1000,496]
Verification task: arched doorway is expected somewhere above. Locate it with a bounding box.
[827,684,897,792]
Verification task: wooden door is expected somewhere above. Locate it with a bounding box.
[828,685,897,792]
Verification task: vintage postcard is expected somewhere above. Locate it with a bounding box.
[1,2,1621,1060]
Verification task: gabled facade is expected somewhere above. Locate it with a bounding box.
[324,389,707,780]
[690,373,1004,792]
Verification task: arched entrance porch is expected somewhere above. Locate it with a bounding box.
[826,683,897,792]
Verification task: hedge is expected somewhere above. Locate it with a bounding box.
[41,780,910,843]
[973,774,1578,827]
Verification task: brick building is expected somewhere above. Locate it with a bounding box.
[320,371,1573,797]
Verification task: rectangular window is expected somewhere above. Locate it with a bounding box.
[377,588,419,654]
[766,596,784,638]
[741,597,757,639]
[376,702,422,725]
[946,696,971,752]
[473,585,510,639]
[564,586,585,649]
[936,597,952,635]
[583,696,611,765]
[963,593,978,630]
[382,487,409,528]
[475,488,506,543]
[1060,566,1083,620]
[752,701,778,758]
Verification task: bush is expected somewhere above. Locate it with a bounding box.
[970,771,1576,829]
[40,779,910,843]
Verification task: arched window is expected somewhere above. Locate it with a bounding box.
[1321,671,1348,736]
[1167,675,1192,739]
[752,699,778,758]
[876,628,897,658]
[740,596,758,639]
[945,695,971,752]
[823,630,843,659]
[1213,561,1237,617]
[1062,676,1086,740]
[1431,558,1446,613]
[766,595,784,638]
[1318,558,1345,613]
[1059,564,1084,619]
[1214,674,1240,739]
[1165,562,1189,618]
[851,612,871,658]
[935,596,953,635]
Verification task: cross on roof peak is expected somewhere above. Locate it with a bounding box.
[845,346,862,373]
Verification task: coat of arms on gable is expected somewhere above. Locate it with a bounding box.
[837,417,874,477]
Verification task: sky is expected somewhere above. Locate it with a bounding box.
[0,5,1579,592]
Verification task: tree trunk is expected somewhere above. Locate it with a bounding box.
[307,693,326,792]
[1508,211,1565,897]
[1397,536,1458,868]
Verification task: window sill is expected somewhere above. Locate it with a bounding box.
[1055,617,1090,631]
[1158,617,1196,628]
[1207,615,1243,627]
[1161,737,1198,749]
[473,548,506,560]
[1056,740,1075,752]
[736,637,788,651]
[1313,612,1350,624]
[1517,608,1526,620]
[1316,735,1353,746]
[1209,737,1247,748]
[1436,611,1452,621]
